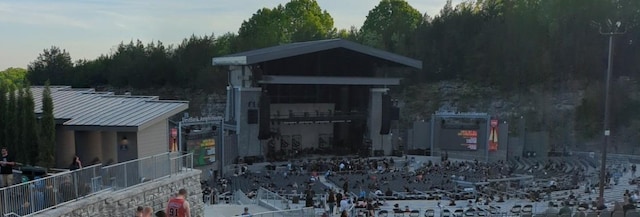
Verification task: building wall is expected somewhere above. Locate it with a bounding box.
[33,170,204,217]
[138,120,169,158]
[117,132,138,163]
[55,126,76,168]
[101,131,117,165]
[75,131,103,165]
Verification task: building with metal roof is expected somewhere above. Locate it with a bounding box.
[30,86,188,168]
[211,38,422,175]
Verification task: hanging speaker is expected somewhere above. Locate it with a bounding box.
[380,94,391,135]
[391,107,400,120]
[258,92,271,140]
[247,109,258,124]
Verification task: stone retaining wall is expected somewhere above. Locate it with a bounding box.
[34,170,204,217]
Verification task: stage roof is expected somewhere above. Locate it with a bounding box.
[212,38,422,69]
[30,86,188,131]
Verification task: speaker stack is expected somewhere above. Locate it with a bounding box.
[258,92,271,140]
[380,94,391,134]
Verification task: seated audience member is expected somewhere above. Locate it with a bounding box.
[374,189,383,196]
[545,202,559,214]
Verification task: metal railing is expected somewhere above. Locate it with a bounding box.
[233,189,255,205]
[257,187,291,210]
[170,153,194,175]
[0,164,104,216]
[0,152,194,217]
[102,153,172,190]
[245,207,315,217]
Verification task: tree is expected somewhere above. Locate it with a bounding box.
[282,0,335,42]
[235,0,335,51]
[360,0,422,55]
[27,46,74,85]
[235,6,288,51]
[15,88,26,164]
[0,67,28,90]
[39,81,56,168]
[172,35,216,88]
[22,85,39,165]
[0,86,6,149]
[5,89,16,154]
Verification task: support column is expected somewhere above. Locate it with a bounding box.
[101,131,117,165]
[55,126,75,168]
[369,88,391,156]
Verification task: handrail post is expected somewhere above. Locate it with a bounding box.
[30,184,36,214]
[73,171,79,199]
[2,189,7,215]
[124,163,128,189]
[153,155,157,180]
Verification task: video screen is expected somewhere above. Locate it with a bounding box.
[439,129,478,151]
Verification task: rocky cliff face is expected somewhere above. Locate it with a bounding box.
[402,79,640,154]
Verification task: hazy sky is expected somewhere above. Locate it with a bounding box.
[0,0,463,70]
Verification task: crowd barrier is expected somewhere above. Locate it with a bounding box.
[0,152,193,217]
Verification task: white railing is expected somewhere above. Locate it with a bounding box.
[0,164,104,216]
[0,152,194,217]
[245,207,315,217]
[257,187,291,210]
[233,189,255,205]
[170,153,194,175]
[102,153,171,190]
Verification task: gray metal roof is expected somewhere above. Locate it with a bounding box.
[31,86,188,130]
[259,75,401,85]
[212,38,423,69]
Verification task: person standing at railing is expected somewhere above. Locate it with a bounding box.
[0,147,16,187]
[166,188,191,217]
[69,155,82,171]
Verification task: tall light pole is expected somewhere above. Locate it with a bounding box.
[595,19,626,207]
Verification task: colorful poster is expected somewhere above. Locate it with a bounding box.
[170,128,178,152]
[489,120,499,151]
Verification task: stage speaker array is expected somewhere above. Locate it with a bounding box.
[380,94,391,135]
[258,92,271,140]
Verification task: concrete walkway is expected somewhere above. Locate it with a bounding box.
[204,204,270,217]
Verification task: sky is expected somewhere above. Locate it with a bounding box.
[0,0,464,70]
